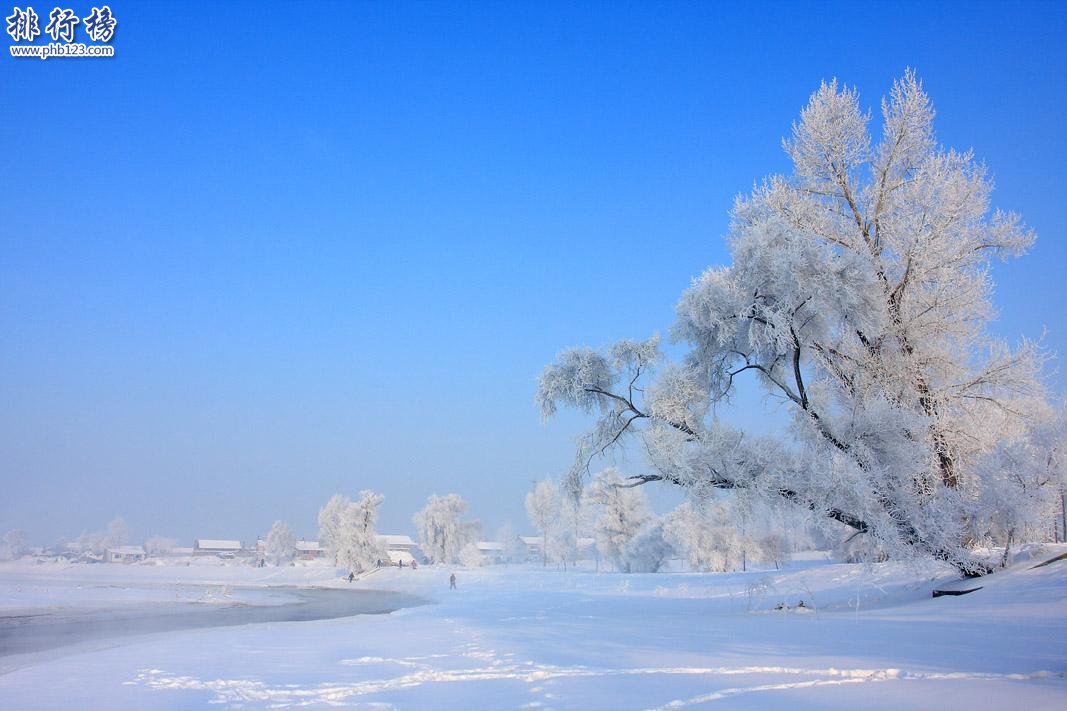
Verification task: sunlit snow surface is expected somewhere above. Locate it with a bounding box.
[1,551,1065,709]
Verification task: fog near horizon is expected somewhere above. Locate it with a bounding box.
[2,3,1066,548]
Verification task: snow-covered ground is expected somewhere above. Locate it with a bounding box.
[1,550,1065,709]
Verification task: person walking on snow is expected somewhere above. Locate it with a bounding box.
[348,572,354,583]
[449,573,456,590]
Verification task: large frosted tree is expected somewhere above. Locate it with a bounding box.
[538,72,1049,576]
[318,491,387,572]
[525,480,561,566]
[586,468,652,572]
[76,516,128,555]
[144,536,177,557]
[413,493,479,564]
[496,522,525,564]
[663,502,743,573]
[0,530,26,561]
[264,520,296,565]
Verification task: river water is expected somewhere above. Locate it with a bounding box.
[0,586,426,657]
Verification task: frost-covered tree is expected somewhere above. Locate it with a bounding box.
[662,501,747,572]
[586,468,652,572]
[1051,403,1067,541]
[753,533,789,571]
[339,490,388,572]
[623,521,673,573]
[975,404,1065,565]
[525,480,561,566]
[560,488,593,568]
[265,520,297,565]
[459,541,485,567]
[0,530,26,561]
[525,480,592,569]
[837,529,888,564]
[545,521,577,569]
[143,536,177,557]
[318,491,387,572]
[496,522,524,564]
[105,516,127,548]
[538,72,1048,577]
[318,494,349,564]
[413,494,477,564]
[77,515,128,555]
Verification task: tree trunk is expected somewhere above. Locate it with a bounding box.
[1061,492,1066,543]
[1000,528,1014,569]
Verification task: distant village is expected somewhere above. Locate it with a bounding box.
[28,534,598,568]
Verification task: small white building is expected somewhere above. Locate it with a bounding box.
[520,536,543,561]
[295,540,322,560]
[106,546,146,563]
[376,534,417,565]
[476,540,504,565]
[194,539,242,557]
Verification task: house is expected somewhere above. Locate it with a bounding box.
[376,534,418,565]
[517,536,598,563]
[476,540,504,565]
[106,546,146,563]
[520,536,543,561]
[194,539,242,557]
[295,540,322,560]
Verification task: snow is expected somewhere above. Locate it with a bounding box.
[1,550,1065,709]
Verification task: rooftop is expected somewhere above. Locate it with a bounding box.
[376,534,416,547]
[195,539,241,550]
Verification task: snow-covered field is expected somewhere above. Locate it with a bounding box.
[1,551,1065,709]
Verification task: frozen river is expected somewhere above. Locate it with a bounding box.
[0,586,426,657]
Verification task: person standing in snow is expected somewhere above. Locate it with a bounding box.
[348,572,354,583]
[449,573,456,590]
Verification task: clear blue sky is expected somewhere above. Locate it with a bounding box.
[2,1,1065,546]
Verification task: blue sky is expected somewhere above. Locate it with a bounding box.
[2,1,1065,546]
